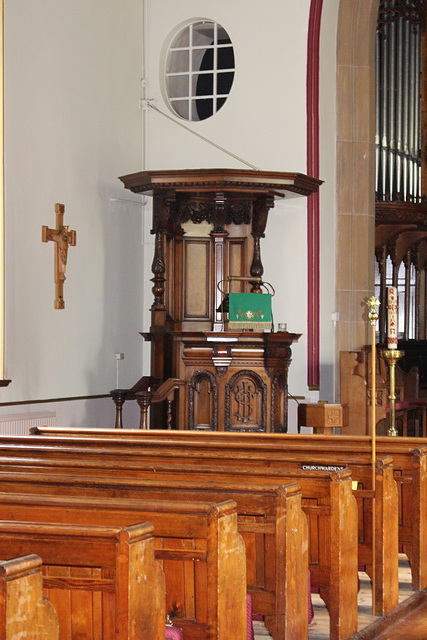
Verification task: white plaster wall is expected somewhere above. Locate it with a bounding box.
[318,0,340,401]
[144,0,310,172]
[142,0,332,401]
[1,0,341,428]
[0,397,140,431]
[3,0,145,406]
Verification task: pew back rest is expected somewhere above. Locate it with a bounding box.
[0,474,308,640]
[0,554,59,640]
[2,432,361,640]
[0,462,357,614]
[0,521,165,640]
[0,496,246,640]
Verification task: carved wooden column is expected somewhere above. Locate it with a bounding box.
[136,390,152,429]
[111,390,126,429]
[150,191,175,386]
[212,192,228,330]
[151,231,166,311]
[150,193,174,318]
[250,196,273,292]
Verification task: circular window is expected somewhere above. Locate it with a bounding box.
[165,20,235,122]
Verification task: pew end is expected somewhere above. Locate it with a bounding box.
[0,521,166,640]
[0,554,59,640]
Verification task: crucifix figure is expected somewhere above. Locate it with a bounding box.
[42,203,76,309]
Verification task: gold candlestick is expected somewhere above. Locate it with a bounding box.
[379,349,405,437]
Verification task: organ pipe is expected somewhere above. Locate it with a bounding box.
[376,0,424,202]
[403,19,410,201]
[396,14,404,196]
[389,20,396,198]
[376,32,381,195]
[381,18,389,197]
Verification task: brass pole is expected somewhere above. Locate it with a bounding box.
[379,349,405,437]
[389,356,397,434]
[367,296,379,616]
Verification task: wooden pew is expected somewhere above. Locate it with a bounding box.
[197,431,425,594]
[21,427,396,616]
[0,437,358,640]
[0,494,246,640]
[0,521,165,640]
[139,431,416,593]
[36,428,419,594]
[0,554,59,639]
[375,440,427,592]
[0,473,307,640]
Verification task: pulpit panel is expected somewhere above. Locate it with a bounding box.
[166,331,300,432]
[226,238,247,290]
[183,238,212,322]
[165,234,175,319]
[225,370,267,432]
[271,371,287,433]
[177,223,251,330]
[189,370,218,430]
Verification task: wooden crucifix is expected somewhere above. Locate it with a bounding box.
[42,203,76,309]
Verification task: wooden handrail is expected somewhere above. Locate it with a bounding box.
[110,377,157,429]
[136,378,185,430]
[151,378,186,403]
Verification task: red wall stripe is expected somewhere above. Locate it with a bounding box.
[306,0,323,389]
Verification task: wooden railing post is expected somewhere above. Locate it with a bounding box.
[110,390,126,428]
[136,391,152,430]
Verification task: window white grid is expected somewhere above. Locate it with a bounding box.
[165,20,235,121]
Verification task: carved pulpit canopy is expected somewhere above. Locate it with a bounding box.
[119,168,322,253]
[119,167,322,203]
[119,168,322,332]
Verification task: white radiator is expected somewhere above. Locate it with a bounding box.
[0,411,56,435]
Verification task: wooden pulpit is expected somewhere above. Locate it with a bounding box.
[116,168,322,430]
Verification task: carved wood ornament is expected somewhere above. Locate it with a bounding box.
[42,203,76,309]
[116,169,320,430]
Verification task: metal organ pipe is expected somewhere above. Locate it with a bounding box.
[376,31,381,196]
[381,17,390,198]
[403,18,410,202]
[389,19,396,199]
[376,2,423,202]
[409,22,417,199]
[396,12,404,198]
[414,27,421,200]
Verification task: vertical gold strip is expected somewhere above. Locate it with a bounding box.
[367,296,379,617]
[0,0,4,380]
[371,318,376,616]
